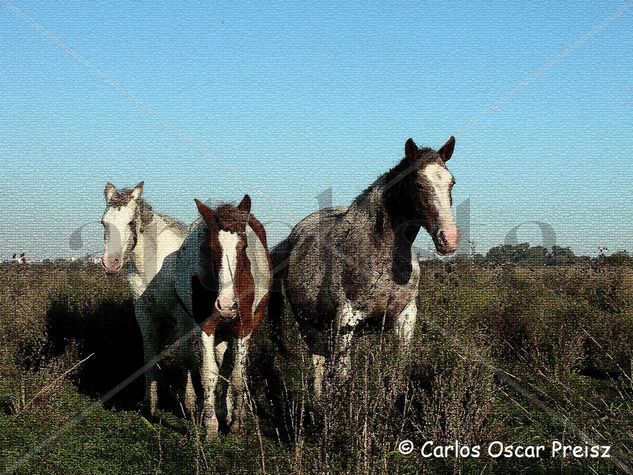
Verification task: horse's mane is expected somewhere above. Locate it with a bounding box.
[352,147,433,206]
[108,188,185,232]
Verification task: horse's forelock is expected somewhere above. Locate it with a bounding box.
[107,189,135,208]
[106,190,153,231]
[214,204,249,233]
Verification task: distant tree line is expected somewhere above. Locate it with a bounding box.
[467,243,633,266]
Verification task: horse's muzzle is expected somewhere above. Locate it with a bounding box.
[434,224,460,255]
[215,298,239,321]
[101,257,123,275]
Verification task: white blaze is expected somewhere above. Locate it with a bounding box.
[218,230,239,302]
[102,202,136,259]
[422,163,456,226]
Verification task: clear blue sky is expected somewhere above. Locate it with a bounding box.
[0,1,631,259]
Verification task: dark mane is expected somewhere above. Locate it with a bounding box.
[214,203,249,233]
[107,188,154,230]
[353,147,434,205]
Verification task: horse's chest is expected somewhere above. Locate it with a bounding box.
[342,260,419,321]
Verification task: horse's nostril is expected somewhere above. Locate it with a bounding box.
[216,299,238,312]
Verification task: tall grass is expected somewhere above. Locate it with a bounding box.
[0,262,632,474]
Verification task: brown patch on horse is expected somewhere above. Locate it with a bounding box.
[248,215,269,249]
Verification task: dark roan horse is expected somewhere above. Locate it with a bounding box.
[271,137,460,395]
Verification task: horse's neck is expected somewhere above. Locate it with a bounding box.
[348,181,420,259]
[131,212,186,286]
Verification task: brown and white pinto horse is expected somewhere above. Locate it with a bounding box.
[176,195,271,437]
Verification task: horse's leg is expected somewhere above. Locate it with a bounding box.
[312,354,326,398]
[332,301,363,382]
[227,335,250,433]
[394,299,417,349]
[200,330,220,439]
[297,320,330,397]
[136,299,159,416]
[174,304,197,416]
[214,340,229,369]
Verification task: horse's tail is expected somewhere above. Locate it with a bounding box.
[268,239,291,355]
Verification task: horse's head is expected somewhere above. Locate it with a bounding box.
[195,195,253,320]
[404,137,460,255]
[100,181,145,275]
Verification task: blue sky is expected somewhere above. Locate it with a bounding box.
[0,1,632,258]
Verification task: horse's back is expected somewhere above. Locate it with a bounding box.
[287,206,348,246]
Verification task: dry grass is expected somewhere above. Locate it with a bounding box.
[0,261,632,473]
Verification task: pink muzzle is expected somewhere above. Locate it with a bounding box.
[434,223,460,255]
[101,256,122,275]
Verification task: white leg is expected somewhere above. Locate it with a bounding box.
[312,354,326,398]
[215,340,229,369]
[394,299,417,349]
[200,331,220,439]
[227,335,250,432]
[333,301,363,381]
[184,371,196,416]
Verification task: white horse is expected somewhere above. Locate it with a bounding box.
[100,181,192,414]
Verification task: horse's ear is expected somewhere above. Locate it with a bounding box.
[437,136,456,162]
[405,138,418,162]
[195,199,216,225]
[131,181,144,200]
[104,182,116,202]
[237,194,251,214]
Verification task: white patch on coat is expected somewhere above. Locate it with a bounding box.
[245,224,270,313]
[218,230,239,302]
[394,299,417,346]
[422,163,456,225]
[337,300,365,329]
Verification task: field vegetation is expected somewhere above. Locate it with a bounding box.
[1,247,632,474]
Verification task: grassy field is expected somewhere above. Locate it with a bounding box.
[0,262,632,474]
